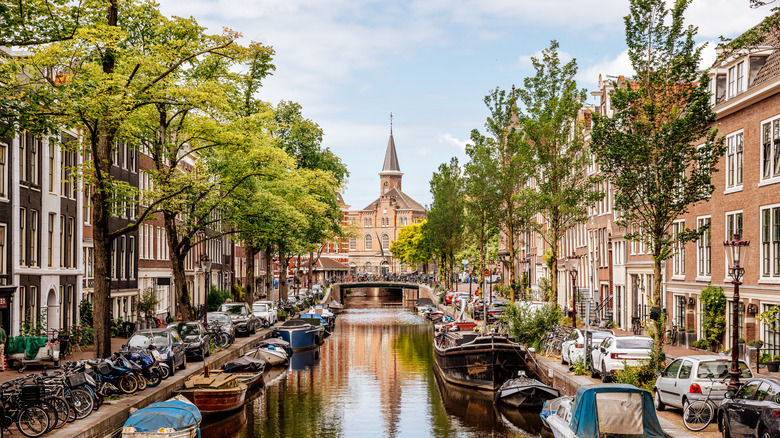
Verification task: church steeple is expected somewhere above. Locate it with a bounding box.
[380,114,403,195]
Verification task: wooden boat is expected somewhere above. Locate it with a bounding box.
[415,297,436,314]
[495,375,560,410]
[540,384,664,438]
[122,395,201,438]
[218,357,266,389]
[272,319,324,352]
[178,372,247,415]
[433,331,538,391]
[246,345,288,367]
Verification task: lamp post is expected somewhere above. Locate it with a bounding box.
[724,233,750,391]
[200,253,212,327]
[519,258,530,300]
[566,253,581,329]
[468,258,474,300]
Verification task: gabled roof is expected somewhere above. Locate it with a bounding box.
[361,187,426,213]
[713,15,780,89]
[300,257,349,271]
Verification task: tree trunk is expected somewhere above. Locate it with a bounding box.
[279,246,289,300]
[163,212,193,321]
[296,254,302,294]
[245,244,258,306]
[264,246,273,301]
[508,225,516,302]
[550,237,559,305]
[652,255,665,368]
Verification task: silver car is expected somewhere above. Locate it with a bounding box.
[252,301,277,327]
[653,355,753,411]
[560,329,613,367]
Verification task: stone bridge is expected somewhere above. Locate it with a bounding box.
[330,281,423,303]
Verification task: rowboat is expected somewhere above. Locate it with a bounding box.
[178,372,247,415]
[122,395,201,438]
[495,376,560,410]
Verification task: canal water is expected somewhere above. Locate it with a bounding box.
[201,295,550,437]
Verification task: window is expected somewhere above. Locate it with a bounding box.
[0,142,6,198]
[726,211,743,241]
[0,224,6,278]
[675,295,686,329]
[763,303,780,357]
[19,135,26,183]
[129,236,135,279]
[59,215,64,268]
[762,118,780,180]
[697,217,711,278]
[728,66,736,97]
[30,210,38,267]
[47,213,54,268]
[48,142,56,193]
[761,205,780,277]
[736,61,745,94]
[30,137,38,185]
[67,217,74,268]
[381,233,389,249]
[349,238,356,250]
[364,234,373,251]
[120,236,126,279]
[19,208,26,266]
[84,185,91,224]
[111,240,117,279]
[672,221,685,276]
[726,132,743,189]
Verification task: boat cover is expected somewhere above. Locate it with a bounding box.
[569,384,663,438]
[221,356,266,373]
[123,399,201,432]
[281,319,311,327]
[415,297,435,307]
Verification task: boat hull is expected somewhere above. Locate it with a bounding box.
[273,326,322,351]
[434,334,533,391]
[178,385,247,415]
[496,379,560,410]
[249,347,287,366]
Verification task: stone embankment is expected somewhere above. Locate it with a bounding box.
[48,326,277,438]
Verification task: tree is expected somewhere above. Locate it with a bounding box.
[464,131,500,293]
[390,220,432,269]
[5,0,251,357]
[426,158,465,290]
[590,0,725,368]
[516,41,603,306]
[470,89,533,300]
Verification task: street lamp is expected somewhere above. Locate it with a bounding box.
[519,258,530,300]
[566,253,581,329]
[724,233,750,391]
[200,253,212,327]
[468,258,474,300]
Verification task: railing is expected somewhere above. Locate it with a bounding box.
[595,294,613,321]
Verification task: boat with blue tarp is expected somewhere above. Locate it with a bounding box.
[540,383,664,438]
[272,319,324,351]
[121,395,201,438]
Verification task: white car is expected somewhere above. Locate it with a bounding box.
[590,335,653,382]
[561,329,613,367]
[252,301,278,327]
[653,355,753,411]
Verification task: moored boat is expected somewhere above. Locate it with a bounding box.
[495,375,560,410]
[328,300,344,314]
[415,297,436,314]
[246,343,288,367]
[272,319,324,351]
[540,384,664,438]
[122,395,201,438]
[219,356,266,389]
[178,372,248,415]
[433,331,538,391]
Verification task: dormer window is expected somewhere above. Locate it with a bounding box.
[736,61,745,94]
[749,55,768,85]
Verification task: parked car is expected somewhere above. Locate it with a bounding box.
[126,327,186,373]
[219,302,260,336]
[654,355,753,411]
[590,335,653,382]
[444,291,457,305]
[561,329,613,367]
[718,377,780,438]
[167,322,210,361]
[252,301,278,327]
[206,311,235,344]
[453,293,472,310]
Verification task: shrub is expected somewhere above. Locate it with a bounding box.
[503,300,563,347]
[137,288,159,320]
[79,299,93,327]
[207,287,232,311]
[701,285,726,352]
[612,360,657,393]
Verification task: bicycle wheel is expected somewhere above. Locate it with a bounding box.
[683,400,714,431]
[46,396,74,425]
[119,375,138,394]
[38,400,58,432]
[218,332,230,348]
[16,405,50,438]
[69,388,94,420]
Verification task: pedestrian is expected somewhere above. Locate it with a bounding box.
[0,324,7,371]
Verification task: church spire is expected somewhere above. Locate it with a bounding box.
[381,114,401,173]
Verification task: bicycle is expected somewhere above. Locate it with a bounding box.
[631,317,643,335]
[664,324,678,345]
[682,373,727,431]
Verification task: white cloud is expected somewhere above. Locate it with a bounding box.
[578,50,635,90]
[517,49,573,70]
[437,133,470,152]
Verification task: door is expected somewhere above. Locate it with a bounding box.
[675,360,693,408]
[656,359,682,406]
[730,380,760,437]
[741,382,773,434]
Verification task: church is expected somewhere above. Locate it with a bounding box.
[346,124,426,276]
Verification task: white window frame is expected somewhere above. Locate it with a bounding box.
[0,142,7,199]
[364,234,373,251]
[19,207,26,266]
[30,209,38,267]
[0,224,6,276]
[48,142,56,193]
[725,130,744,192]
[696,216,712,281]
[761,203,780,282]
[760,116,780,184]
[736,61,745,94]
[728,65,736,97]
[672,220,685,279]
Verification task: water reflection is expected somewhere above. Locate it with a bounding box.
[202,303,551,437]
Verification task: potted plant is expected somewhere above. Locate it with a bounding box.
[766,355,780,373]
[747,340,764,365]
[683,329,696,348]
[737,337,746,360]
[277,309,287,322]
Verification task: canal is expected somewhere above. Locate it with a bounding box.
[201,295,550,437]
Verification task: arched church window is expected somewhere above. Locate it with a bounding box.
[364,234,373,250]
[381,233,389,249]
[349,238,356,250]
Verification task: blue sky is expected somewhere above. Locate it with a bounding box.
[159,0,770,210]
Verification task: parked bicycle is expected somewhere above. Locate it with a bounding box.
[664,324,678,345]
[682,373,728,431]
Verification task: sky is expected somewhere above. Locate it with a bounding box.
[159,0,771,210]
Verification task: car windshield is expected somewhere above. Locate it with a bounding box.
[697,360,751,379]
[176,324,201,336]
[224,305,247,315]
[615,338,652,349]
[207,313,230,324]
[128,332,170,348]
[253,304,268,312]
[591,332,611,339]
